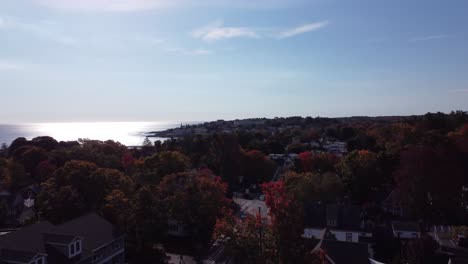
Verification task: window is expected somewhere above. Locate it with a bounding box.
[69,240,82,257]
[112,241,121,250]
[169,223,179,232]
[346,233,353,242]
[93,254,103,262]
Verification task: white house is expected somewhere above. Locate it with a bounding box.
[392,221,420,239]
[303,228,372,243]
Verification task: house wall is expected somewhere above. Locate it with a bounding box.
[332,231,358,243]
[303,228,372,243]
[303,228,324,239]
[77,237,125,264]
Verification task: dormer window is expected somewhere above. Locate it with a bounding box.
[69,239,82,257]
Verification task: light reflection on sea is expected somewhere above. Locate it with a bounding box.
[0,122,184,146]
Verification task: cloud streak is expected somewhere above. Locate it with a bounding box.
[410,35,448,42]
[192,21,259,42]
[192,20,328,42]
[165,47,213,56]
[276,21,329,39]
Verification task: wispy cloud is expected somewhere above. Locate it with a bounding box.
[33,0,307,12]
[410,35,448,42]
[276,21,329,39]
[192,21,259,42]
[165,47,213,56]
[0,15,78,46]
[192,20,328,42]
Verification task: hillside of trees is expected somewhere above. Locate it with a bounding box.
[1,111,467,263]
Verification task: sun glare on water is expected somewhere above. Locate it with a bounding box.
[27,122,173,146]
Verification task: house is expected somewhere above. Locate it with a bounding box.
[304,202,368,231]
[0,184,41,226]
[0,213,125,264]
[391,221,420,239]
[303,227,374,259]
[382,190,411,218]
[303,227,373,243]
[430,225,468,263]
[321,140,347,157]
[167,219,189,237]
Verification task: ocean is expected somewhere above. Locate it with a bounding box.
[0,122,185,147]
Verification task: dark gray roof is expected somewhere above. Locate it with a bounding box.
[55,213,120,253]
[43,233,78,245]
[0,221,54,254]
[392,221,420,232]
[450,258,468,264]
[0,249,43,263]
[0,213,119,262]
[320,240,370,264]
[305,202,362,230]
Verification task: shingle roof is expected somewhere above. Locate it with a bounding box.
[55,213,120,253]
[0,213,119,262]
[450,258,468,264]
[0,249,43,263]
[320,240,370,264]
[392,221,420,232]
[0,221,54,254]
[43,233,78,245]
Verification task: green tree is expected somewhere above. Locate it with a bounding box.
[336,150,382,202]
[156,171,229,245]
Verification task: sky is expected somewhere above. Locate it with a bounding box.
[1,0,467,123]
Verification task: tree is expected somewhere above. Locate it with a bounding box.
[394,144,465,223]
[38,160,134,223]
[31,136,58,151]
[141,137,154,155]
[336,150,382,202]
[242,150,277,186]
[261,181,305,263]
[68,139,128,169]
[118,186,169,264]
[34,160,57,183]
[0,159,12,190]
[0,159,31,191]
[103,189,132,232]
[8,137,29,155]
[88,168,134,207]
[135,151,190,185]
[156,171,229,245]
[12,146,48,174]
[121,151,135,172]
[38,161,97,223]
[203,134,243,190]
[213,210,275,264]
[403,234,438,264]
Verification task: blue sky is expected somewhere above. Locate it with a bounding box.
[1,0,467,123]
